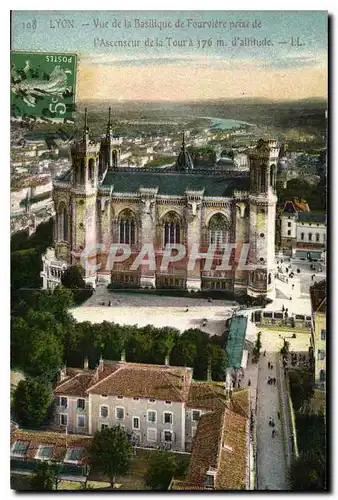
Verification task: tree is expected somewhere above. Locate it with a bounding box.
[30,462,56,491]
[61,265,93,305]
[30,462,56,490]
[145,452,182,490]
[11,309,64,377]
[37,287,75,327]
[12,378,52,428]
[24,328,64,378]
[87,426,133,488]
[170,338,197,368]
[206,343,227,381]
[290,449,326,490]
[252,332,262,362]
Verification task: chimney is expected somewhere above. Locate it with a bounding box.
[99,354,104,371]
[59,365,67,382]
[120,349,126,363]
[84,357,89,370]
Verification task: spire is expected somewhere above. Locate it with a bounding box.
[83,107,89,141]
[176,131,193,171]
[107,107,113,136]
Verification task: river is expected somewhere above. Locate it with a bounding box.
[200,116,254,130]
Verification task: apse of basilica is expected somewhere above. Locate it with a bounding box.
[41,109,278,299]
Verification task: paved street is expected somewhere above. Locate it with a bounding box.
[255,329,310,490]
[256,352,289,490]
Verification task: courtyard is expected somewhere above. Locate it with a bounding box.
[70,286,238,335]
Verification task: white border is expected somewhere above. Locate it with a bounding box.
[4,2,335,498]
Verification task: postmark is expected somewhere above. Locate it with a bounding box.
[11,51,77,122]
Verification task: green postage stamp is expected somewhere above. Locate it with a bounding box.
[11,51,77,121]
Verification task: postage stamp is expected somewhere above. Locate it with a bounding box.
[11,51,77,122]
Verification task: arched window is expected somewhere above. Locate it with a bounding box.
[308,233,313,242]
[301,233,304,241]
[270,164,276,188]
[316,233,320,242]
[80,158,85,185]
[162,211,181,245]
[260,165,266,192]
[208,213,229,247]
[118,209,136,245]
[88,158,95,184]
[57,202,68,241]
[112,150,118,168]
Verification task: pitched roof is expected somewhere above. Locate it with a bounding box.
[280,200,310,215]
[187,382,228,411]
[100,170,249,197]
[185,409,224,484]
[231,389,250,418]
[54,361,191,402]
[169,480,209,490]
[87,363,189,401]
[310,279,327,314]
[176,407,248,490]
[215,410,248,490]
[297,212,326,224]
[11,429,92,464]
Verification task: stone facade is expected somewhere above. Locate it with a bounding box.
[42,112,278,299]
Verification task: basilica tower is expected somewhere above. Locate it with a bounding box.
[247,139,278,299]
[69,108,101,283]
[99,107,121,176]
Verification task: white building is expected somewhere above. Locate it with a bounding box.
[53,357,249,453]
[279,201,326,259]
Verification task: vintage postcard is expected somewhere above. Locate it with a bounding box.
[10,10,327,492]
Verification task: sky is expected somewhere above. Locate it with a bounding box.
[11,10,328,101]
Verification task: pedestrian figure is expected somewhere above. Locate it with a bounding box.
[108,300,111,307]
[263,350,266,356]
[290,296,292,300]
[248,379,251,387]
[267,377,271,385]
[271,420,275,428]
[277,411,280,420]
[269,417,272,426]
[272,429,275,438]
[292,284,294,290]
[268,361,271,369]
[274,378,277,385]
[282,304,285,312]
[271,364,273,370]
[286,308,288,313]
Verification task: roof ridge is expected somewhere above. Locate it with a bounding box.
[162,370,185,402]
[231,397,249,418]
[215,408,227,474]
[86,364,123,393]
[55,372,83,391]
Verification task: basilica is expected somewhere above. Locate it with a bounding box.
[41,109,278,299]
